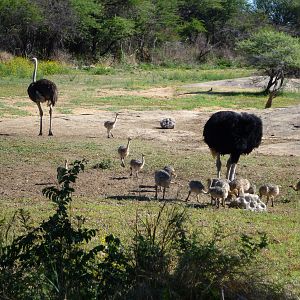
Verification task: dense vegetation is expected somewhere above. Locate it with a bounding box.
[0,0,299,66]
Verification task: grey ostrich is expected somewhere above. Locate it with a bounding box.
[203,111,262,181]
[130,154,145,178]
[104,112,119,138]
[27,57,58,136]
[118,137,132,167]
[154,166,176,200]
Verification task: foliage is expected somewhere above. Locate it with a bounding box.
[174,225,269,299]
[0,57,69,78]
[253,0,300,34]
[1,0,296,64]
[92,158,113,169]
[238,29,300,70]
[0,159,131,299]
[238,29,300,94]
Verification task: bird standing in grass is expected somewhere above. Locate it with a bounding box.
[203,111,262,181]
[118,137,132,167]
[130,154,145,178]
[259,184,280,207]
[27,57,58,136]
[185,180,206,202]
[154,166,176,200]
[104,112,119,138]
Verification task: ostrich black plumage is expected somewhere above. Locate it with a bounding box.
[203,111,263,181]
[27,57,58,136]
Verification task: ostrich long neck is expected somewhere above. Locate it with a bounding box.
[126,139,131,150]
[32,59,38,82]
[141,155,145,167]
[114,114,118,124]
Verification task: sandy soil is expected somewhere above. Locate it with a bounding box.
[0,77,299,201]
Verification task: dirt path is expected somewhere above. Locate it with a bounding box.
[1,105,299,156]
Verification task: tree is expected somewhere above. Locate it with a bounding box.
[238,28,300,107]
[253,0,300,35]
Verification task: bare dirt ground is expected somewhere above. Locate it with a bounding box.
[0,77,299,202]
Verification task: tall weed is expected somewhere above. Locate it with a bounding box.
[0,57,69,78]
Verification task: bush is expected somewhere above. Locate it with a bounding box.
[92,158,113,169]
[0,159,131,299]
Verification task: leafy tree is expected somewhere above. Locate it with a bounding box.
[0,0,41,56]
[238,28,300,107]
[253,0,300,35]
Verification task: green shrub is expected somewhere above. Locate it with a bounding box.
[92,158,113,169]
[0,159,131,299]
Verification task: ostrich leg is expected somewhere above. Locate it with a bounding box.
[226,157,231,179]
[155,186,158,199]
[185,191,191,202]
[216,154,222,178]
[227,154,239,181]
[228,163,237,181]
[36,102,43,136]
[162,187,166,200]
[49,104,53,136]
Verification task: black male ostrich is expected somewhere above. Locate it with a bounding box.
[203,111,262,181]
[27,57,58,136]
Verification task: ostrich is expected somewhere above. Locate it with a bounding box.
[207,178,230,206]
[130,154,145,178]
[208,186,229,208]
[27,57,58,136]
[229,178,251,197]
[185,180,207,202]
[259,184,280,207]
[289,180,300,191]
[104,112,119,138]
[203,111,262,181]
[154,166,176,200]
[118,137,132,167]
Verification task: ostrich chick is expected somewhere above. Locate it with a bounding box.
[154,166,176,200]
[130,154,145,178]
[289,180,300,191]
[207,178,230,206]
[118,137,132,167]
[185,180,207,202]
[259,184,280,207]
[208,186,229,208]
[104,112,119,138]
[229,178,251,197]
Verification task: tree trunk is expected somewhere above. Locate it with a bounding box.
[264,69,284,108]
[265,90,277,108]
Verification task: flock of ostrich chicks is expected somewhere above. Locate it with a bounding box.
[27,58,299,211]
[104,111,299,211]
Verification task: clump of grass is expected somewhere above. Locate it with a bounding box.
[90,65,116,75]
[92,158,113,170]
